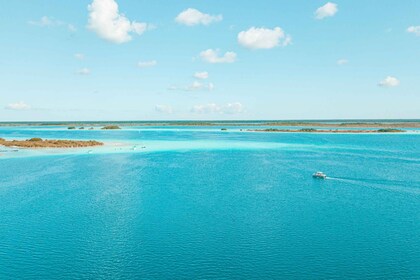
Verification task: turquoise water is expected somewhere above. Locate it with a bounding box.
[1,126,419,279]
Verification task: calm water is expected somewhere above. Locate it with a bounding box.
[0,126,419,279]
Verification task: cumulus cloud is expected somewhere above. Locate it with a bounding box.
[337,59,348,65]
[74,53,85,60]
[407,26,420,36]
[87,0,150,43]
[194,71,209,79]
[138,60,157,68]
[155,104,173,114]
[5,102,31,111]
[238,27,291,49]
[76,68,91,75]
[378,76,400,87]
[199,49,236,63]
[191,102,245,114]
[315,2,338,19]
[175,8,222,26]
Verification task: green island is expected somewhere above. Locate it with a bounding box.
[249,128,406,133]
[0,138,103,148]
[101,125,121,130]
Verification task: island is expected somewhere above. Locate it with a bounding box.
[101,125,121,130]
[0,138,103,148]
[248,128,406,133]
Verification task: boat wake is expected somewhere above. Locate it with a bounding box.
[326,176,420,196]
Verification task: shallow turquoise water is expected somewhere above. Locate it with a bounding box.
[0,127,419,279]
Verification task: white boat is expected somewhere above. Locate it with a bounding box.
[312,171,327,179]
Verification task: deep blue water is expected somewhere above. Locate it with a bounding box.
[0,127,419,279]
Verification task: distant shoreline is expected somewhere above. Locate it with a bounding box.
[0,120,420,128]
[248,128,406,133]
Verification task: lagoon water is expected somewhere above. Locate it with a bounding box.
[0,126,419,279]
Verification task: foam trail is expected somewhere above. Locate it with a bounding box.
[328,176,420,196]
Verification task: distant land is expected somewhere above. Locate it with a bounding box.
[0,120,419,128]
[0,138,103,148]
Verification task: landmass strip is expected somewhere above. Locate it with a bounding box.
[0,138,103,148]
[248,128,405,133]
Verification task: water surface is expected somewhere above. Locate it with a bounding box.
[0,126,419,279]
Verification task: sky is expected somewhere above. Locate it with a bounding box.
[0,0,419,121]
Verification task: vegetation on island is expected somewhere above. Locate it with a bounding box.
[0,138,103,148]
[299,128,317,132]
[68,126,76,129]
[101,125,121,130]
[249,128,405,133]
[376,128,404,133]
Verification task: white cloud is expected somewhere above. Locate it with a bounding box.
[74,53,85,60]
[87,0,150,44]
[138,60,157,68]
[155,104,173,114]
[199,49,236,63]
[191,103,220,114]
[223,102,245,114]
[337,59,348,65]
[407,26,420,36]
[76,68,91,75]
[28,16,57,26]
[168,81,214,92]
[29,16,76,32]
[191,102,245,114]
[194,71,209,79]
[238,27,291,49]
[5,102,31,111]
[315,2,338,20]
[175,8,222,26]
[378,76,400,87]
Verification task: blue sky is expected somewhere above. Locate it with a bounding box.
[1,0,419,121]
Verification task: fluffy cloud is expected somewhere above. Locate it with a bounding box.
[315,2,338,19]
[407,26,420,36]
[138,60,157,67]
[155,104,173,114]
[87,0,150,43]
[337,59,348,65]
[378,76,400,87]
[199,49,236,63]
[191,102,245,114]
[74,53,85,60]
[238,27,291,49]
[194,71,209,79]
[5,102,31,111]
[76,68,91,75]
[175,8,222,26]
